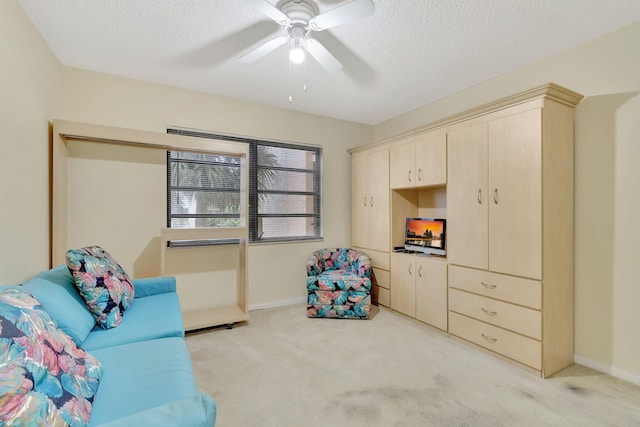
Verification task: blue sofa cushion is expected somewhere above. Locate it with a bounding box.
[22,265,96,346]
[81,292,185,351]
[66,246,135,329]
[0,286,102,426]
[131,276,176,297]
[88,337,199,426]
[96,392,216,427]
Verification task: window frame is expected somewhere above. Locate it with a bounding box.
[167,128,322,244]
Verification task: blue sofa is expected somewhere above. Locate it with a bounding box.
[8,264,216,426]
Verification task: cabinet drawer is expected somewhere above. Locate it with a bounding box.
[448,265,541,309]
[354,247,390,271]
[449,312,541,370]
[372,285,390,307]
[449,288,541,339]
[372,268,390,289]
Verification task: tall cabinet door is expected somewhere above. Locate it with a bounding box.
[447,123,489,269]
[351,148,389,252]
[368,148,390,252]
[488,109,542,279]
[351,152,369,249]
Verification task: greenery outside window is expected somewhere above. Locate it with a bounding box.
[167,128,322,244]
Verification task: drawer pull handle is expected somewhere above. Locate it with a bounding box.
[363,196,368,207]
[480,281,496,289]
[408,170,412,182]
[481,307,497,316]
[370,196,374,207]
[481,333,497,343]
[477,188,482,204]
[418,168,423,181]
[418,265,423,278]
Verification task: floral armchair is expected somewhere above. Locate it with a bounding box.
[306,248,372,319]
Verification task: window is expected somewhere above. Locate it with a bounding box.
[167,128,322,243]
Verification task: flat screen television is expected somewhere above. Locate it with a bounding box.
[404,217,446,256]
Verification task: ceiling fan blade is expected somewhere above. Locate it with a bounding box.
[239,35,289,63]
[304,38,343,73]
[308,0,375,31]
[241,0,290,26]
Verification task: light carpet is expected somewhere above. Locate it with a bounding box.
[186,304,640,426]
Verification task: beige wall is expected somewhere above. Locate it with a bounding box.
[0,1,60,283]
[374,21,640,381]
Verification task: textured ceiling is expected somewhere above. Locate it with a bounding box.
[17,0,640,125]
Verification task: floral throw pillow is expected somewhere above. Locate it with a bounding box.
[66,246,135,329]
[0,286,102,426]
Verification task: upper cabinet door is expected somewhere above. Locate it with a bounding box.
[389,138,415,189]
[488,108,542,279]
[415,131,447,187]
[447,123,489,270]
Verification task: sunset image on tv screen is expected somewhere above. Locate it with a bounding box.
[406,219,443,248]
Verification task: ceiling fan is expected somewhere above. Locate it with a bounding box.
[239,0,375,73]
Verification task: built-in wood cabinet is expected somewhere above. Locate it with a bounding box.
[447,108,542,279]
[415,256,448,331]
[390,253,447,331]
[351,146,389,252]
[351,144,391,307]
[390,130,447,189]
[390,252,416,317]
[446,88,582,378]
[351,83,582,378]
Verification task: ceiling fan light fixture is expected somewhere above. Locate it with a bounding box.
[290,46,306,64]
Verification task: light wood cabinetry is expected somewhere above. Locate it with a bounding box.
[351,84,582,378]
[390,252,416,317]
[390,250,448,331]
[446,86,582,378]
[355,247,390,307]
[351,146,389,252]
[351,144,391,307]
[390,130,447,189]
[447,108,542,278]
[446,123,488,270]
[415,256,448,331]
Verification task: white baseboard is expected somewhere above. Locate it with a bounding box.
[574,355,640,386]
[249,297,306,312]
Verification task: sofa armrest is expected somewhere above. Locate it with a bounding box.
[94,392,216,427]
[132,276,176,298]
